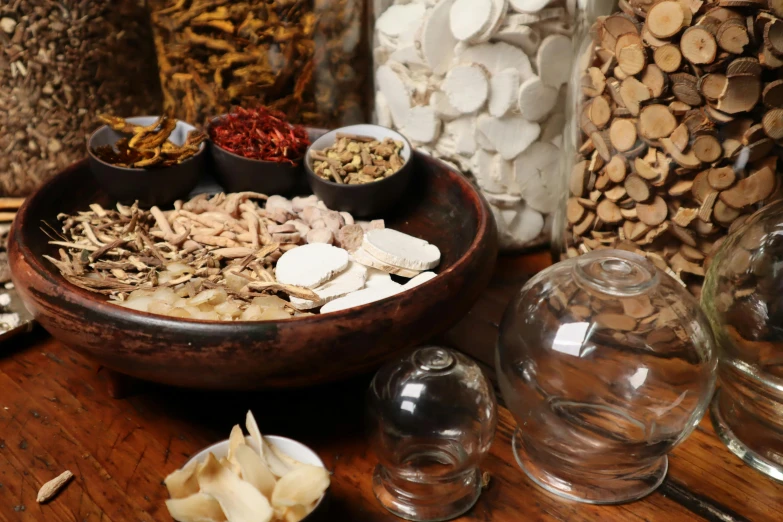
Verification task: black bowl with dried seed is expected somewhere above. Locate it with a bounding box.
[88,116,206,208]
[305,125,414,218]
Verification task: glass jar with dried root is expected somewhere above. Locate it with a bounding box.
[555,0,783,299]
[371,0,578,251]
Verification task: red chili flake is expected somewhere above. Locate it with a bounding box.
[209,106,310,165]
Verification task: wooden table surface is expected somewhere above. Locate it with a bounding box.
[0,251,781,521]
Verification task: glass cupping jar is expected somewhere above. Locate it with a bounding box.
[367,346,497,521]
[497,249,717,504]
[702,201,783,482]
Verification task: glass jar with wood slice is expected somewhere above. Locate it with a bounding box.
[0,0,162,197]
[554,0,783,298]
[148,0,369,128]
[370,0,579,251]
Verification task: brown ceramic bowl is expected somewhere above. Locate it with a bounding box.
[88,116,206,207]
[207,115,304,195]
[9,149,497,390]
[304,124,414,218]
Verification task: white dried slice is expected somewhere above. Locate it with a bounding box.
[493,24,541,55]
[389,45,427,66]
[429,91,461,121]
[365,267,394,288]
[517,76,559,122]
[227,425,245,462]
[489,68,521,118]
[165,459,200,500]
[306,228,334,245]
[274,244,349,289]
[402,271,438,290]
[477,113,541,160]
[265,195,294,213]
[541,111,566,144]
[352,247,423,277]
[377,3,427,38]
[320,282,403,314]
[403,106,442,144]
[197,454,274,522]
[421,0,458,74]
[471,0,510,44]
[376,64,412,128]
[450,0,493,41]
[446,117,478,155]
[521,177,558,214]
[271,465,330,510]
[289,261,367,310]
[471,149,506,193]
[537,35,573,87]
[508,205,545,244]
[363,228,441,270]
[232,444,276,499]
[514,141,558,194]
[509,0,551,13]
[501,157,521,195]
[165,493,227,522]
[443,64,489,114]
[475,125,497,152]
[457,42,534,80]
[484,192,524,207]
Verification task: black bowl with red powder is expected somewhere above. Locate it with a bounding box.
[207,107,310,195]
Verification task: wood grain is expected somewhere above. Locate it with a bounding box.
[0,321,780,521]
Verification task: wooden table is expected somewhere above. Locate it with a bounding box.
[0,252,780,521]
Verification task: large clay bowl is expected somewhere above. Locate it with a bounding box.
[9,153,497,390]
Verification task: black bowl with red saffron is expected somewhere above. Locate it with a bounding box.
[207,107,310,195]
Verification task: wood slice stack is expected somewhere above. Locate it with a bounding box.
[566,0,783,297]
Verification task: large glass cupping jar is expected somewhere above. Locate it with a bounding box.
[702,201,783,482]
[371,0,578,251]
[148,0,368,128]
[555,0,783,299]
[497,249,717,504]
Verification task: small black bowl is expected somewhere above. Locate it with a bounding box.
[304,124,414,218]
[207,115,304,195]
[88,116,206,208]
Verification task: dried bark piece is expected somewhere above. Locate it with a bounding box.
[698,73,727,101]
[672,206,699,226]
[606,156,628,182]
[582,67,607,97]
[669,180,693,196]
[573,211,596,236]
[637,196,668,225]
[616,33,648,75]
[713,199,740,224]
[37,471,74,503]
[647,1,686,38]
[625,174,652,201]
[605,186,628,201]
[571,160,589,196]
[591,131,612,161]
[670,73,703,106]
[639,104,677,139]
[444,64,490,114]
[620,77,652,116]
[670,123,689,151]
[589,96,613,129]
[641,64,668,98]
[716,19,749,54]
[610,119,638,151]
[597,199,624,223]
[719,166,776,208]
[707,166,736,190]
[764,19,783,57]
[698,190,718,220]
[762,109,783,139]
[680,27,718,64]
[654,43,684,72]
[670,223,697,247]
[680,244,705,261]
[763,80,783,108]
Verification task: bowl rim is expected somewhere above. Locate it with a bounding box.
[206,113,306,166]
[87,115,206,173]
[303,124,413,189]
[12,153,492,328]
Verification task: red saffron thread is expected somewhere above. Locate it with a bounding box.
[209,106,310,165]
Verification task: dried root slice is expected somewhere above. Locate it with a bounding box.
[165,493,227,522]
[582,67,607,97]
[716,19,749,54]
[716,75,760,114]
[654,44,683,72]
[646,1,686,39]
[707,166,736,190]
[637,196,668,226]
[271,465,331,510]
[363,228,441,270]
[166,459,200,500]
[680,27,717,64]
[197,454,275,522]
[763,80,783,109]
[37,471,74,504]
[762,109,783,140]
[609,118,638,151]
[698,73,727,101]
[232,444,277,499]
[638,104,677,139]
[274,244,349,289]
[517,76,559,122]
[443,64,490,114]
[719,166,775,209]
